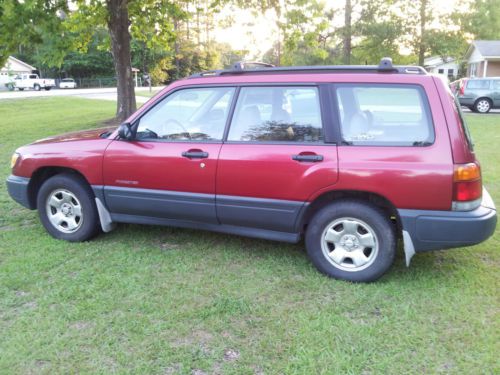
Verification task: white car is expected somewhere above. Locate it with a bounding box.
[59,78,77,89]
[7,74,56,91]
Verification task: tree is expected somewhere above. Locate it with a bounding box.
[456,0,500,40]
[343,0,352,64]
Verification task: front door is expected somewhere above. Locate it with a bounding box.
[216,86,338,233]
[103,86,236,224]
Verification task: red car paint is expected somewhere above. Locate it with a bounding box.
[13,73,466,211]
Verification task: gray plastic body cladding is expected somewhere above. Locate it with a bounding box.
[216,195,306,232]
[110,213,301,243]
[103,186,218,224]
[398,204,496,252]
[6,175,32,209]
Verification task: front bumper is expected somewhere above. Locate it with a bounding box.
[398,188,497,252]
[6,175,33,209]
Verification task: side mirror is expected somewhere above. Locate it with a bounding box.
[118,122,133,141]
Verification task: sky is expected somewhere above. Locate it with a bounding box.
[212,0,467,59]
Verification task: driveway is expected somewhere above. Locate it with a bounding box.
[0,86,164,103]
[462,107,500,114]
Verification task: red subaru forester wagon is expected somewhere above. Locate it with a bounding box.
[7,58,497,282]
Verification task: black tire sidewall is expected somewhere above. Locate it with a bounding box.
[305,201,396,282]
[37,174,100,242]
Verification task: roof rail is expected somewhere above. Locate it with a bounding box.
[188,57,427,78]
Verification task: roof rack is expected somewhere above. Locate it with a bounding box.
[188,57,427,78]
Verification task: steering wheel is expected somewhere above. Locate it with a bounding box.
[161,119,191,140]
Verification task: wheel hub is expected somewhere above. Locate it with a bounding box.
[61,203,73,216]
[340,234,359,251]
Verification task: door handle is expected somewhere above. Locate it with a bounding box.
[182,150,209,159]
[292,154,324,162]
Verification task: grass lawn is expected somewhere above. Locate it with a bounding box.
[136,90,160,98]
[0,97,498,374]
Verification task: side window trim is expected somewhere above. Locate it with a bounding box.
[225,84,325,144]
[332,83,435,147]
[131,85,237,143]
[222,86,241,142]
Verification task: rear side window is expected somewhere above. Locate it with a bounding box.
[227,86,323,142]
[467,80,490,89]
[335,84,434,146]
[492,80,500,90]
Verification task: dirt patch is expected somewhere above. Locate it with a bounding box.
[223,349,240,362]
[163,363,182,374]
[69,321,93,331]
[158,242,180,251]
[172,330,213,348]
[15,290,29,297]
[23,301,37,309]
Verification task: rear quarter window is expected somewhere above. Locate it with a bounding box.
[335,84,434,146]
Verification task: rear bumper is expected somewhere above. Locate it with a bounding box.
[6,175,33,209]
[398,189,497,252]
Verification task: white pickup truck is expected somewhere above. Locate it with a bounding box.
[6,74,56,91]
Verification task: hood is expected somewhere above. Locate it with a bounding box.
[31,126,116,145]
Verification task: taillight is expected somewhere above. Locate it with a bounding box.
[452,162,482,211]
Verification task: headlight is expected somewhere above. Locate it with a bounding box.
[10,152,20,169]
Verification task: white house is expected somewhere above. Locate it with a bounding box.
[0,56,36,87]
[424,56,459,79]
[465,40,500,77]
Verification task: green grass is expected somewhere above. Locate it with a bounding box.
[136,90,160,98]
[0,97,498,374]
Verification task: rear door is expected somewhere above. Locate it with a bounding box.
[216,85,338,233]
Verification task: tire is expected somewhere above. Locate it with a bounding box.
[305,200,396,282]
[18,88,24,91]
[37,173,100,242]
[474,98,492,113]
[44,87,51,91]
[6,83,14,91]
[34,84,41,91]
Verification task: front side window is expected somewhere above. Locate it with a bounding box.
[336,84,434,146]
[136,87,235,141]
[227,87,323,142]
[492,80,500,90]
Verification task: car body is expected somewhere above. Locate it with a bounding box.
[6,58,497,282]
[59,78,77,89]
[6,73,56,91]
[456,77,500,113]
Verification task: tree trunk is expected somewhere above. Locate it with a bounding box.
[343,0,352,65]
[106,0,136,122]
[418,0,427,66]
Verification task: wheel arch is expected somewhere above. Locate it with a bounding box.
[298,189,401,234]
[27,166,92,209]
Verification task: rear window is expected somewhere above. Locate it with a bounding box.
[467,80,490,89]
[335,84,434,146]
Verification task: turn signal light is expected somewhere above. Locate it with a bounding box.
[452,163,482,210]
[454,162,481,182]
